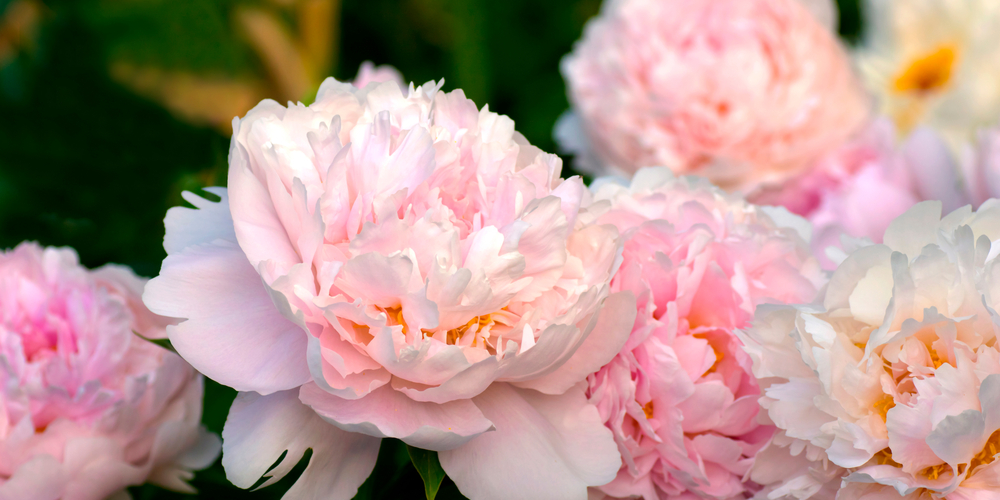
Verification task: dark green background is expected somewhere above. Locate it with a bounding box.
[0,0,863,497]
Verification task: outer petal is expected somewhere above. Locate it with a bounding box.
[439,383,621,500]
[222,390,380,500]
[514,292,636,395]
[144,240,311,394]
[162,188,237,254]
[299,382,494,451]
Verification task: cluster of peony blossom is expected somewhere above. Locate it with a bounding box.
[8,0,1000,499]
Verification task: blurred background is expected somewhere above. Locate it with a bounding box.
[0,0,863,497]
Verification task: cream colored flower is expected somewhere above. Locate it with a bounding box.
[855,0,1000,153]
[740,201,1000,499]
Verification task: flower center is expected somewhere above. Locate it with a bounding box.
[874,448,901,467]
[893,45,957,94]
[643,401,654,419]
[919,462,953,481]
[382,307,507,349]
[970,430,1000,472]
[445,314,495,346]
[692,332,725,374]
[873,394,895,422]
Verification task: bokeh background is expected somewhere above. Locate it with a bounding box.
[0,0,863,497]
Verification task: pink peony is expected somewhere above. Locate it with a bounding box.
[749,118,968,269]
[584,168,823,500]
[144,77,634,499]
[0,243,219,500]
[558,0,870,190]
[739,201,1000,498]
[351,61,405,90]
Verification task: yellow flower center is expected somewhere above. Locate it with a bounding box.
[382,306,501,348]
[970,430,1000,472]
[873,394,896,422]
[919,462,953,481]
[893,46,958,94]
[643,401,654,419]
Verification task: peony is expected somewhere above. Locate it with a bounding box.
[749,118,968,269]
[855,0,1000,154]
[144,77,634,499]
[0,243,219,500]
[557,0,870,191]
[739,201,1000,498]
[584,168,823,500]
[351,61,405,90]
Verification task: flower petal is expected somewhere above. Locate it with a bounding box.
[144,240,310,394]
[439,383,620,500]
[514,292,636,395]
[299,382,494,451]
[222,390,380,499]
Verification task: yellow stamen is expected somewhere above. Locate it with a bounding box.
[919,463,952,481]
[970,430,1000,471]
[873,394,896,422]
[643,401,654,419]
[893,46,957,94]
[874,448,901,467]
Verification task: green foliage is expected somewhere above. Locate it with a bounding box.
[407,446,447,500]
[132,330,177,353]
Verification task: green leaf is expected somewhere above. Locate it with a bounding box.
[406,445,447,500]
[133,330,176,353]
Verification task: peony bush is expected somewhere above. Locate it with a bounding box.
[0,243,219,500]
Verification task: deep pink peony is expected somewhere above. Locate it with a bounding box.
[0,243,219,500]
[558,0,870,190]
[144,77,634,499]
[750,118,968,269]
[584,168,823,500]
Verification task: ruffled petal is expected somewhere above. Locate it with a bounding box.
[439,383,620,500]
[514,292,636,395]
[299,382,493,451]
[222,390,380,500]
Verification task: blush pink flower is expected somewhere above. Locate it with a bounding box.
[558,0,870,190]
[749,118,968,269]
[584,168,823,500]
[144,77,634,499]
[739,201,1000,499]
[0,243,219,500]
[351,61,405,90]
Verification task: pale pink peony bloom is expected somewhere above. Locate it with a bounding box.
[144,77,634,499]
[584,168,823,500]
[558,0,870,191]
[0,243,220,500]
[749,118,968,269]
[351,61,405,90]
[739,201,1000,498]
